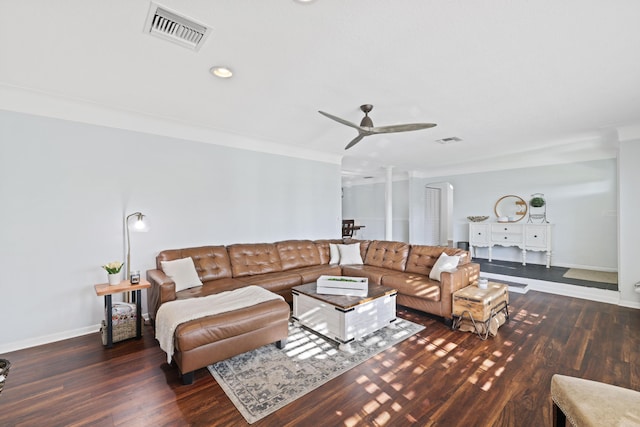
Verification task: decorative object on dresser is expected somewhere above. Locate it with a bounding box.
[528,193,548,223]
[467,215,489,222]
[494,195,527,222]
[469,221,553,268]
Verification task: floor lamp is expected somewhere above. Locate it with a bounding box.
[125,212,148,302]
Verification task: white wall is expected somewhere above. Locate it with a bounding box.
[413,159,618,269]
[342,179,409,242]
[0,110,341,352]
[345,159,617,270]
[618,139,640,308]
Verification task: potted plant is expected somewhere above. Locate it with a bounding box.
[102,261,124,285]
[530,196,545,208]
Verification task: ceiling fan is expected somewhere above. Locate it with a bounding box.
[318,104,437,150]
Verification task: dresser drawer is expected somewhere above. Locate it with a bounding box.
[491,223,522,234]
[469,224,490,244]
[525,226,548,248]
[491,233,523,244]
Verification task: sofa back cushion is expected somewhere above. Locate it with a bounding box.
[227,243,283,278]
[349,239,371,263]
[156,246,232,282]
[405,246,470,275]
[364,240,409,272]
[315,239,370,264]
[276,240,322,270]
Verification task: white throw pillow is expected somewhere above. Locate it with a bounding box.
[429,252,461,281]
[337,243,363,265]
[161,257,203,292]
[329,243,341,264]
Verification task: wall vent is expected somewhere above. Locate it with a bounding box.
[144,2,211,51]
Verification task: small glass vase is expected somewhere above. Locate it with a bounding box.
[108,273,122,286]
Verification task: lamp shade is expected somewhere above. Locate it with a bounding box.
[131,214,149,232]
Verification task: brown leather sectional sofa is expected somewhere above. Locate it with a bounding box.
[147,239,480,383]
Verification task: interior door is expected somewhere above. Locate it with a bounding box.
[425,186,441,245]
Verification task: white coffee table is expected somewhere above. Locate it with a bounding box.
[292,282,397,351]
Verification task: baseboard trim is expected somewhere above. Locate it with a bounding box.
[482,272,621,305]
[552,262,618,273]
[0,313,150,354]
[619,299,640,309]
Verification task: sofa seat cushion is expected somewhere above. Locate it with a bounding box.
[381,273,441,302]
[227,243,283,278]
[364,240,410,272]
[235,270,302,292]
[288,264,342,284]
[175,277,246,300]
[276,240,322,270]
[341,265,395,285]
[174,299,290,353]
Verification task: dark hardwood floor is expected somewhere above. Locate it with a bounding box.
[1,291,638,426]
[475,258,618,291]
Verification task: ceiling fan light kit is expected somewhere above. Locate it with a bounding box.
[319,104,437,150]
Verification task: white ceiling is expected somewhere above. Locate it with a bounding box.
[2,1,640,183]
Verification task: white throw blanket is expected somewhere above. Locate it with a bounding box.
[155,285,284,364]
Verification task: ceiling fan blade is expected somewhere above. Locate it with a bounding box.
[318,111,363,131]
[345,134,366,150]
[371,123,437,134]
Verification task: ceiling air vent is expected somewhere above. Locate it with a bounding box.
[436,137,463,144]
[144,3,211,51]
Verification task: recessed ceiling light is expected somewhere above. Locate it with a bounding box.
[210,66,233,79]
[294,0,317,4]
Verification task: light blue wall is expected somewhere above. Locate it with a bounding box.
[410,160,618,269]
[0,110,341,350]
[618,139,640,306]
[342,180,409,242]
[344,159,618,270]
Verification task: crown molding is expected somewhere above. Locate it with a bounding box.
[0,83,343,165]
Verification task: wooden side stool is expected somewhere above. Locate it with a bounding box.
[551,374,640,426]
[452,282,509,339]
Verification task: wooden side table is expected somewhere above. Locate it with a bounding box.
[452,282,509,339]
[94,280,150,348]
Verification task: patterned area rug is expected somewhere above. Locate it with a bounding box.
[208,318,424,424]
[563,268,618,284]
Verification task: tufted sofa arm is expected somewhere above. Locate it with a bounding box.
[147,269,177,322]
[439,262,481,319]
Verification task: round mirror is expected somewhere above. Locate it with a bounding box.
[494,195,528,222]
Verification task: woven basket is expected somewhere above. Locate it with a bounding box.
[101,302,138,345]
[0,358,10,395]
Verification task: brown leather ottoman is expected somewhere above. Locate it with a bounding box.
[172,298,290,384]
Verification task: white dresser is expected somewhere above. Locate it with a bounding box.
[469,222,553,268]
